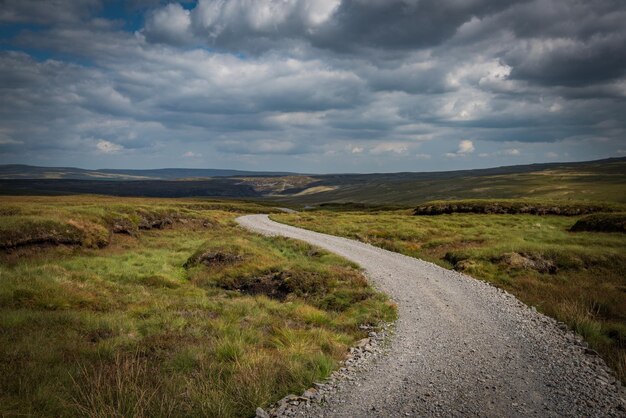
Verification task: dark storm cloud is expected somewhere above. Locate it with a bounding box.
[310,0,525,52]
[0,0,100,25]
[503,34,626,87]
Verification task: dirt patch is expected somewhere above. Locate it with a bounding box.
[184,250,243,268]
[454,259,479,271]
[225,272,292,301]
[498,252,558,274]
[137,215,173,230]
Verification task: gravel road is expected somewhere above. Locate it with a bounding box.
[237,214,625,417]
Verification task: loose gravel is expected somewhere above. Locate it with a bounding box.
[237,214,626,417]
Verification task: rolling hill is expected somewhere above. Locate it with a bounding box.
[1,157,625,204]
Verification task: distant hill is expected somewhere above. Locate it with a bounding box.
[1,157,624,204]
[0,178,260,198]
[0,164,294,180]
[267,157,626,205]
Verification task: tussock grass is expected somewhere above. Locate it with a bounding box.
[275,208,626,382]
[0,196,396,417]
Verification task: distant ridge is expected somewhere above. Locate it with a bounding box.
[0,164,295,180]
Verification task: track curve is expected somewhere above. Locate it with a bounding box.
[237,214,624,417]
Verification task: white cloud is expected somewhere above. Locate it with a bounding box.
[145,0,341,45]
[144,3,192,45]
[501,148,520,156]
[351,146,364,154]
[183,151,202,158]
[96,139,123,154]
[445,140,475,158]
[458,140,475,154]
[370,142,409,155]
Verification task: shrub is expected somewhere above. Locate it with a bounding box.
[414,199,620,216]
[570,213,626,233]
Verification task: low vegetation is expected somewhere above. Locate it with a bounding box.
[0,196,395,417]
[275,205,626,382]
[570,213,626,233]
[414,199,623,216]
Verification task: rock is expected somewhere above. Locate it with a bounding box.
[455,259,479,271]
[356,338,370,348]
[255,407,270,418]
[499,252,557,274]
[303,388,318,399]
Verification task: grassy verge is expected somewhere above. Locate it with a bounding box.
[274,208,626,382]
[0,196,396,417]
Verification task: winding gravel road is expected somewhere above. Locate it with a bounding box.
[237,215,625,417]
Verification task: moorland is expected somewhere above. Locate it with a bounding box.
[1,156,625,415]
[0,196,394,417]
[275,199,626,382]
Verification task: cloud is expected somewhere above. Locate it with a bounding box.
[370,142,410,155]
[96,139,124,154]
[445,140,475,158]
[501,148,520,156]
[0,0,101,25]
[144,0,522,54]
[182,151,202,158]
[143,0,341,50]
[143,3,192,45]
[458,140,475,154]
[0,0,625,172]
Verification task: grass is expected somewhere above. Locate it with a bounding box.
[274,206,626,382]
[0,196,396,417]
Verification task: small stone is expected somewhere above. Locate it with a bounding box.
[356,338,370,348]
[303,388,318,399]
[255,407,270,418]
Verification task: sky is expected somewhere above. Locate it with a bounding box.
[0,0,625,173]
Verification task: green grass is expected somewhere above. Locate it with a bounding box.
[274,207,626,382]
[0,196,396,417]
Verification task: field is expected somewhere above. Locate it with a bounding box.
[0,196,395,417]
[274,203,626,382]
